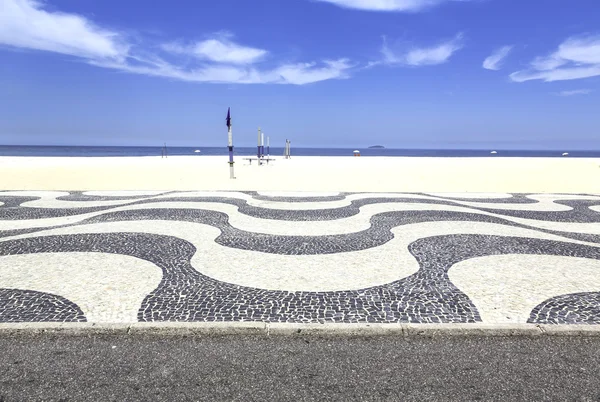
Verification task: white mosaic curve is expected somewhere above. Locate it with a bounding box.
[161,191,252,200]
[83,191,169,197]
[236,193,436,211]
[0,252,163,323]
[130,201,600,236]
[2,220,599,292]
[426,193,513,199]
[242,193,583,212]
[527,193,600,200]
[20,196,156,209]
[19,191,253,209]
[449,255,600,324]
[0,221,417,292]
[257,191,341,197]
[248,193,598,212]
[2,200,600,238]
[428,193,599,212]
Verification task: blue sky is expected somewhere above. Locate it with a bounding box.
[1,0,599,149]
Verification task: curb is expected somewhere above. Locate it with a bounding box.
[1,322,600,337]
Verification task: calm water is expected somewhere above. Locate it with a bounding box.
[0,145,599,158]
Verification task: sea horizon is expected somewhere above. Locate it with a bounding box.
[0,145,599,158]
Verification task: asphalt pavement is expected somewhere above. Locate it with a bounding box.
[0,334,599,401]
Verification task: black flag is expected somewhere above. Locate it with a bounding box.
[226,107,231,129]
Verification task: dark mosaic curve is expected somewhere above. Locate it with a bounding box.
[0,288,86,323]
[2,232,600,323]
[56,191,174,202]
[421,193,538,204]
[0,196,42,209]
[472,198,600,223]
[528,292,600,324]
[2,207,600,256]
[2,193,600,223]
[241,191,350,203]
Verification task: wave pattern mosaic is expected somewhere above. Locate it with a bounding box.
[0,190,599,325]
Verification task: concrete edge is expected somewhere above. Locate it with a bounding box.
[1,322,600,337]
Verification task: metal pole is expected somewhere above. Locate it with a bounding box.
[267,136,270,157]
[257,127,261,161]
[261,132,265,158]
[228,127,235,179]
[227,108,235,179]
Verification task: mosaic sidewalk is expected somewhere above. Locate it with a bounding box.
[0,190,599,325]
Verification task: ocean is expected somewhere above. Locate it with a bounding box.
[0,145,598,158]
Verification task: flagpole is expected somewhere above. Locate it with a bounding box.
[257,127,261,162]
[227,108,235,179]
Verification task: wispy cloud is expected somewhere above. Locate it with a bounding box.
[0,0,353,85]
[93,57,354,85]
[381,33,464,66]
[161,33,268,65]
[0,0,128,61]
[510,34,600,82]
[314,0,467,12]
[555,89,593,97]
[482,45,513,70]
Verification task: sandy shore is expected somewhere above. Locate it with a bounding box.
[0,156,599,193]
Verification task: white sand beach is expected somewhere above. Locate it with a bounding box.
[0,156,599,193]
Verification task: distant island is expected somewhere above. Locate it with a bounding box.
[368,145,385,149]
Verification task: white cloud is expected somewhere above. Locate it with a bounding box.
[97,53,354,85]
[381,33,464,66]
[0,0,128,60]
[482,45,513,70]
[272,59,354,84]
[162,34,268,65]
[510,35,600,82]
[92,57,354,85]
[555,89,593,97]
[314,0,464,12]
[0,0,353,85]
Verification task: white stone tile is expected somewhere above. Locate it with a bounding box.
[0,253,162,323]
[449,255,600,324]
